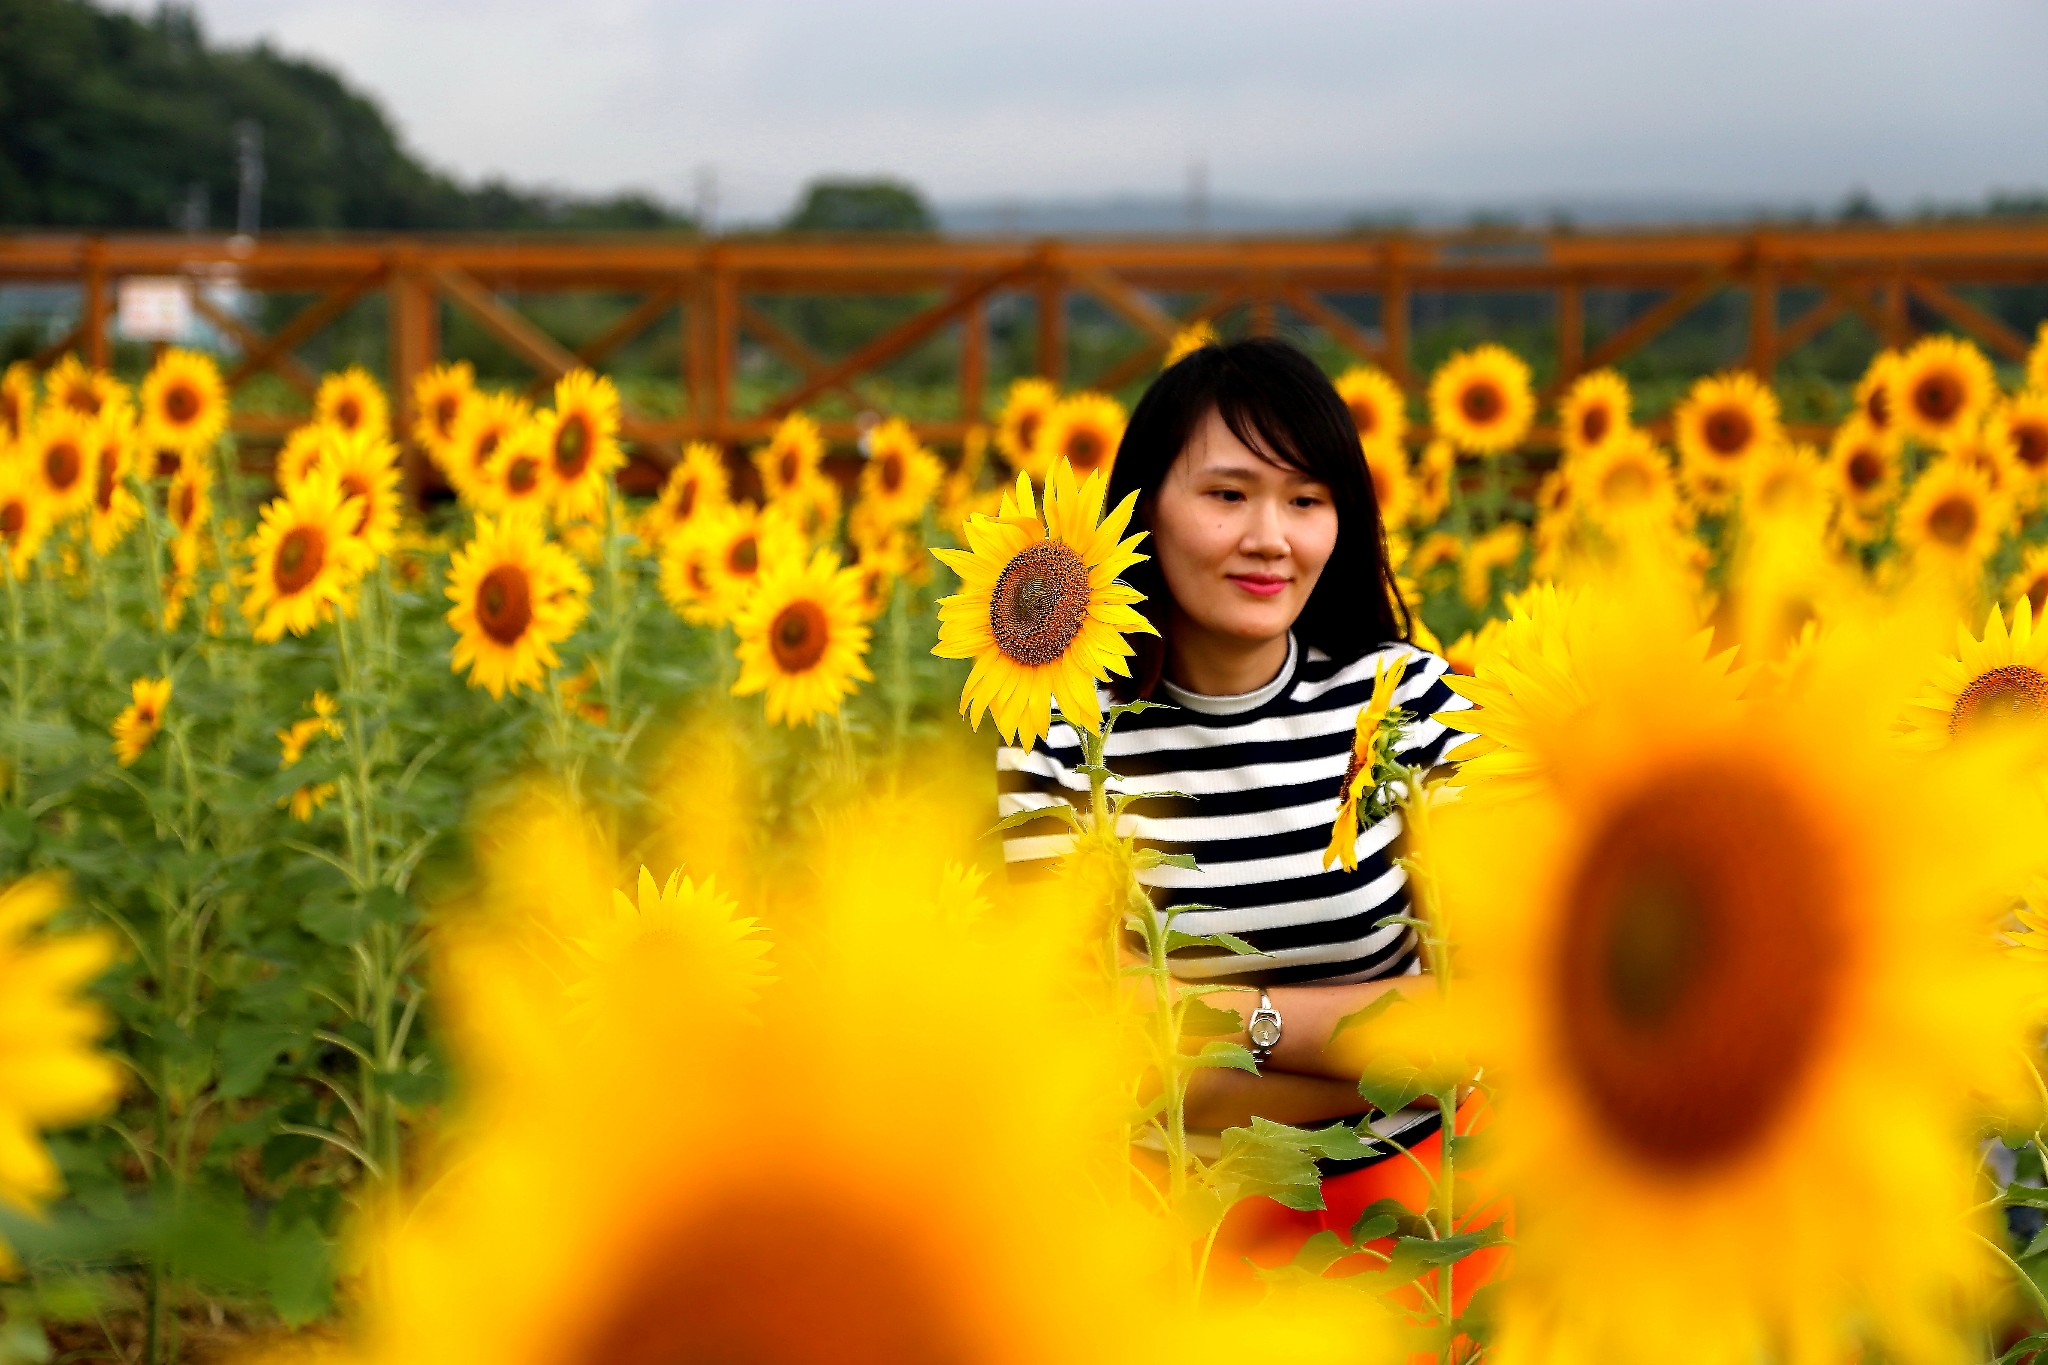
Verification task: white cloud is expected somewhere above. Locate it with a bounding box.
[119,0,2048,219]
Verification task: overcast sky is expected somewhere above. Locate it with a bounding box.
[130,0,2048,222]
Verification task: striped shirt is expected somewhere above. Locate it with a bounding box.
[997,635,1473,1165]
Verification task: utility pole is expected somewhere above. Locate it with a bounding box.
[234,120,265,238]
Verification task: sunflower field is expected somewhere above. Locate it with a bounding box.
[3,320,2048,1364]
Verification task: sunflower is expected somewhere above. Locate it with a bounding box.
[241,469,376,642]
[849,554,897,620]
[541,369,624,522]
[109,676,171,766]
[994,377,1059,475]
[860,416,944,526]
[2007,545,2048,619]
[0,362,33,446]
[272,425,328,491]
[1558,369,1631,462]
[410,360,476,462]
[338,783,1373,1365]
[698,502,806,623]
[752,412,825,502]
[1,466,54,573]
[1459,521,1527,609]
[318,428,405,558]
[445,514,592,698]
[1672,372,1781,511]
[1941,416,2018,501]
[1033,392,1126,482]
[1570,429,1682,539]
[160,533,198,630]
[281,782,339,821]
[1738,441,1831,533]
[314,366,389,439]
[445,391,531,505]
[1988,391,2048,505]
[1425,588,2045,1365]
[1893,455,2009,577]
[1323,658,1404,872]
[1845,349,1899,441]
[137,348,227,453]
[481,418,555,521]
[165,457,212,541]
[1898,599,2048,749]
[1162,320,1218,368]
[1890,335,1995,445]
[644,441,729,541]
[1429,344,1534,457]
[45,355,124,421]
[1412,436,1456,523]
[1362,440,1414,530]
[278,692,342,768]
[1823,415,1899,520]
[567,866,774,1021]
[86,408,143,554]
[770,470,843,543]
[1334,365,1409,456]
[730,547,875,725]
[0,875,118,1240]
[655,521,721,627]
[931,460,1154,747]
[24,408,94,522]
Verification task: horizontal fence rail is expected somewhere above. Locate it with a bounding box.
[6,224,2048,482]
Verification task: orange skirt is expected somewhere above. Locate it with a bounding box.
[1205,1091,1510,1319]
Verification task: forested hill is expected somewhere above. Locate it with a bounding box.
[0,0,694,231]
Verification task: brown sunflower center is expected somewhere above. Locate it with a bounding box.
[0,392,17,435]
[1913,371,1963,424]
[272,526,327,595]
[433,394,460,438]
[174,484,198,528]
[570,1182,972,1365]
[507,456,542,495]
[1926,494,1979,546]
[778,451,799,486]
[555,413,593,478]
[677,478,699,520]
[1864,382,1890,428]
[0,501,23,539]
[880,452,904,494]
[44,439,83,492]
[335,396,362,431]
[164,382,199,425]
[1846,448,1884,492]
[340,474,372,533]
[1349,398,1379,435]
[1580,404,1611,446]
[95,452,117,511]
[475,429,503,470]
[476,564,533,645]
[155,448,181,479]
[1555,760,1842,1173]
[1064,427,1106,471]
[1015,411,1043,453]
[989,540,1091,667]
[769,600,830,673]
[2013,421,2048,472]
[65,385,100,417]
[1601,460,1651,504]
[1951,664,2048,737]
[1459,380,1503,425]
[728,534,759,577]
[1702,406,1752,458]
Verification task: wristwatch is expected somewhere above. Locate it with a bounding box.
[1247,990,1283,1068]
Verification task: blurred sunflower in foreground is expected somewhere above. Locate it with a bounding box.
[288,781,1385,1365]
[1419,566,2047,1365]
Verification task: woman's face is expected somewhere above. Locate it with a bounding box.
[1149,407,1341,649]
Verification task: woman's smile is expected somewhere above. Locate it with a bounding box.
[1226,572,1289,598]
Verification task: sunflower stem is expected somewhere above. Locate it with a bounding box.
[4,562,25,805]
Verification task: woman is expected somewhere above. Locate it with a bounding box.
[997,337,1499,1293]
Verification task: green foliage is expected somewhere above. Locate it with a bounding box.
[0,0,695,230]
[783,178,935,235]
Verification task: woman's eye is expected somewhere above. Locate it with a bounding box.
[1293,495,1326,509]
[1209,488,1246,503]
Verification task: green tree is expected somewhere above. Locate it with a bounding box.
[783,178,934,234]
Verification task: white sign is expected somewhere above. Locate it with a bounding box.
[116,278,194,342]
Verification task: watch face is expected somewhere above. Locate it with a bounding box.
[1249,1015,1282,1049]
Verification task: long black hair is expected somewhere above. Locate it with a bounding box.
[1105,336,1409,701]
